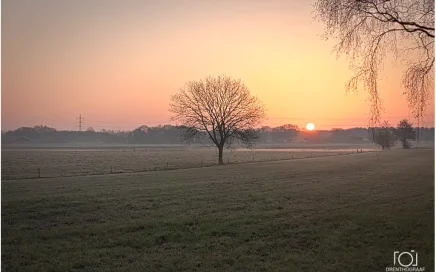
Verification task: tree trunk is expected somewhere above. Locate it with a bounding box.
[218,146,224,165]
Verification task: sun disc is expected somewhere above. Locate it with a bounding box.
[306,123,315,131]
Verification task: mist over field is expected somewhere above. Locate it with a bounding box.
[2,125,434,271]
[2,0,435,271]
[2,124,434,145]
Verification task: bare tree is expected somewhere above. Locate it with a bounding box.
[169,75,266,165]
[395,119,417,148]
[314,0,434,125]
[370,120,397,149]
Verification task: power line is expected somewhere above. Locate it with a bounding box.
[86,119,168,125]
[260,121,434,128]
[268,115,429,121]
[84,116,433,128]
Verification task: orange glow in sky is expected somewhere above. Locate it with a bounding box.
[2,0,434,131]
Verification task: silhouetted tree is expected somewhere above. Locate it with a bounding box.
[169,75,266,164]
[371,121,397,149]
[395,119,417,148]
[314,0,434,124]
[330,128,347,142]
[271,124,300,143]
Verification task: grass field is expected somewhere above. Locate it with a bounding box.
[1,144,374,180]
[2,149,433,271]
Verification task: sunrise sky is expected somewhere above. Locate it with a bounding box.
[2,0,434,131]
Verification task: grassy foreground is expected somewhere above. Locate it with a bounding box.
[2,149,434,271]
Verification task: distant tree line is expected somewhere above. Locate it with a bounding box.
[1,123,434,145]
[369,119,431,149]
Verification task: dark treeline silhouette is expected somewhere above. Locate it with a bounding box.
[1,124,434,145]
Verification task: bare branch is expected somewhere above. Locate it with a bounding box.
[169,75,267,164]
[314,0,434,125]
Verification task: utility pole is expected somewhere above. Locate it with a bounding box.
[77,114,84,131]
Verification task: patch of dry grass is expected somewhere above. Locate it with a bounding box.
[1,146,371,179]
[2,149,433,271]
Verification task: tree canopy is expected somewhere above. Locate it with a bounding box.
[169,75,266,164]
[395,119,417,148]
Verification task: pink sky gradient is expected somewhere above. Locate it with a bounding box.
[2,0,434,131]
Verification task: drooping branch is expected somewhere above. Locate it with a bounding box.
[314,0,434,125]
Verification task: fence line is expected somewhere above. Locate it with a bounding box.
[2,150,372,181]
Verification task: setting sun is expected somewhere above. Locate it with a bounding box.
[306,123,315,131]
